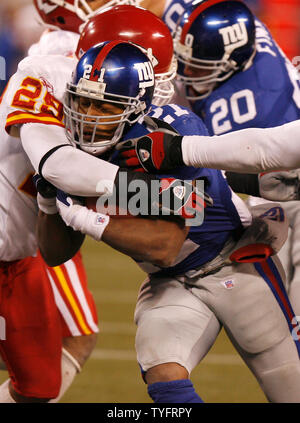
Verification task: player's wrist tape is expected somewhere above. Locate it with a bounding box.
[77,208,110,241]
[59,201,110,241]
[37,193,58,215]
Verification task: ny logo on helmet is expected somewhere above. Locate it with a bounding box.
[37,0,59,14]
[0,56,6,81]
[134,62,154,89]
[219,22,248,53]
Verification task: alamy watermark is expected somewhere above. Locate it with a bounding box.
[0,56,6,81]
[93,171,207,227]
[0,316,6,340]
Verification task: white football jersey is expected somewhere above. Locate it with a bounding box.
[28,30,80,58]
[0,53,76,260]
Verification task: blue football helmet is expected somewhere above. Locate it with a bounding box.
[64,40,155,155]
[174,0,256,99]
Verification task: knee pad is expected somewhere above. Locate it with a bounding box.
[136,306,214,373]
[136,312,187,371]
[148,379,204,403]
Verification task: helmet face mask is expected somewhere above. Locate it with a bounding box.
[76,5,177,106]
[175,42,238,99]
[65,87,146,155]
[153,56,177,106]
[174,0,256,100]
[64,41,155,156]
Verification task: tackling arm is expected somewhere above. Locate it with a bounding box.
[21,123,119,196]
[182,120,300,172]
[117,120,300,174]
[116,116,300,201]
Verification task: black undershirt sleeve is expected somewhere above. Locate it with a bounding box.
[225,172,260,197]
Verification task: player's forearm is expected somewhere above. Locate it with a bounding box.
[41,147,119,196]
[37,211,85,266]
[102,217,188,267]
[182,120,300,172]
[21,123,119,196]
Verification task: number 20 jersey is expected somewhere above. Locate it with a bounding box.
[190,19,300,135]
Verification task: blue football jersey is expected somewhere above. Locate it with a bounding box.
[111,104,247,277]
[162,0,196,34]
[191,19,300,135]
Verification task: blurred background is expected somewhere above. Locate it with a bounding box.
[0,0,299,403]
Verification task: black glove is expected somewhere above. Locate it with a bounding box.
[33,174,58,214]
[32,173,57,198]
[116,131,184,173]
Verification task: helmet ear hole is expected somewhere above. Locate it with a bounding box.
[57,16,66,25]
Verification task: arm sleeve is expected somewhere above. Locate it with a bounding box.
[181,120,300,172]
[20,123,119,196]
[225,172,260,196]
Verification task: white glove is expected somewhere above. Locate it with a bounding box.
[56,190,110,241]
[37,193,58,215]
[259,170,300,201]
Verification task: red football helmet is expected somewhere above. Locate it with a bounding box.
[33,0,142,33]
[76,5,177,105]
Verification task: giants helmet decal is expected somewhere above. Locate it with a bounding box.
[64,40,155,155]
[174,0,256,100]
[76,5,177,106]
[33,0,142,33]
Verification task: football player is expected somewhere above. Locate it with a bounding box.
[45,41,300,403]
[131,1,300,313]
[168,0,300,314]
[0,0,140,404]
